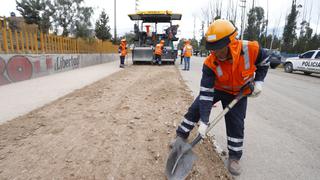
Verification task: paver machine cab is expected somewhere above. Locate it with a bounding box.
[128,11,182,64]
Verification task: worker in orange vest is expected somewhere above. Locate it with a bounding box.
[118,39,127,68]
[154,40,165,65]
[170,20,269,175]
[182,40,193,70]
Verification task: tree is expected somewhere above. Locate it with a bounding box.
[73,6,93,38]
[51,0,92,37]
[190,38,199,50]
[243,6,266,41]
[16,0,53,32]
[294,20,313,53]
[282,0,299,52]
[121,32,135,45]
[95,10,112,41]
[177,38,186,50]
[16,0,42,25]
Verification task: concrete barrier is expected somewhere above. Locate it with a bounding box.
[0,53,117,86]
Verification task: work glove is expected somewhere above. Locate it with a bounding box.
[198,121,208,138]
[249,81,263,98]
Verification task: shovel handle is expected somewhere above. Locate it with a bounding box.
[187,82,253,149]
[190,134,202,147]
[205,81,253,134]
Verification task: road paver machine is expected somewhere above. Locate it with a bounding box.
[128,11,182,64]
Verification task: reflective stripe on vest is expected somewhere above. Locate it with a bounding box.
[216,66,223,77]
[219,77,253,91]
[242,40,250,70]
[155,44,163,55]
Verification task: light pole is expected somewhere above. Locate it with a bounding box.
[240,0,246,40]
[114,0,117,42]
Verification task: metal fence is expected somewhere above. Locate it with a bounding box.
[0,17,117,54]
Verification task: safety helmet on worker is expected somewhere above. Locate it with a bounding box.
[160,40,165,44]
[205,19,237,50]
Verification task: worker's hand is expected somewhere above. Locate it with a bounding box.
[198,121,208,138]
[249,81,263,98]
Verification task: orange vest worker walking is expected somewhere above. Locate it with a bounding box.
[118,39,127,68]
[182,40,193,70]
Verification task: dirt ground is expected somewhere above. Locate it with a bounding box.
[0,65,230,179]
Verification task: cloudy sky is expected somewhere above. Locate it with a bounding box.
[1,0,320,40]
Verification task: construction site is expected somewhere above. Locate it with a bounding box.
[1,0,320,180]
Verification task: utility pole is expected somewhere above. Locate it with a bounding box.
[240,0,247,40]
[135,0,139,12]
[114,0,117,42]
[193,14,196,39]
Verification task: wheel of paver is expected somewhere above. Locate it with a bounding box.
[304,72,312,75]
[284,63,293,73]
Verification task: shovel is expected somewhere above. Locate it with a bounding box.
[165,82,252,180]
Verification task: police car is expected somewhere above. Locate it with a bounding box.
[284,50,320,75]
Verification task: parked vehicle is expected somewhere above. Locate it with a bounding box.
[283,50,320,75]
[264,49,282,69]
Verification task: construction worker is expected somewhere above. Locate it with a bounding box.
[170,19,269,175]
[118,39,127,68]
[182,40,193,70]
[180,46,184,65]
[154,40,165,65]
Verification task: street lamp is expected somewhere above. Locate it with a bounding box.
[114,0,117,42]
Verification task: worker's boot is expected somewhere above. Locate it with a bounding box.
[169,136,187,149]
[227,158,241,176]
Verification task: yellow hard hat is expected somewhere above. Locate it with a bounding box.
[205,19,237,50]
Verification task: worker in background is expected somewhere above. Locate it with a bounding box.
[180,46,184,65]
[170,19,269,176]
[118,39,127,68]
[154,40,165,65]
[182,40,193,71]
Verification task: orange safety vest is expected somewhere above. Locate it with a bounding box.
[119,43,127,56]
[184,44,193,57]
[154,43,163,55]
[204,40,259,95]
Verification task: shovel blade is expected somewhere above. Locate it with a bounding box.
[165,143,197,180]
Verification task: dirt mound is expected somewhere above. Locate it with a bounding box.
[0,65,230,179]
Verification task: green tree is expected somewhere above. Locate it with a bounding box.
[190,38,199,50]
[16,0,54,32]
[73,6,93,38]
[122,32,135,45]
[16,0,42,25]
[294,20,313,53]
[95,10,112,41]
[282,0,298,52]
[52,0,93,37]
[177,38,186,49]
[243,6,266,41]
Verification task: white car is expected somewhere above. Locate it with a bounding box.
[284,50,320,75]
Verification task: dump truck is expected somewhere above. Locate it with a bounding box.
[128,11,182,64]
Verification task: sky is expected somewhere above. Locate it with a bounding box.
[1,0,320,41]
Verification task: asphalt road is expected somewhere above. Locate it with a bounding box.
[178,56,320,180]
